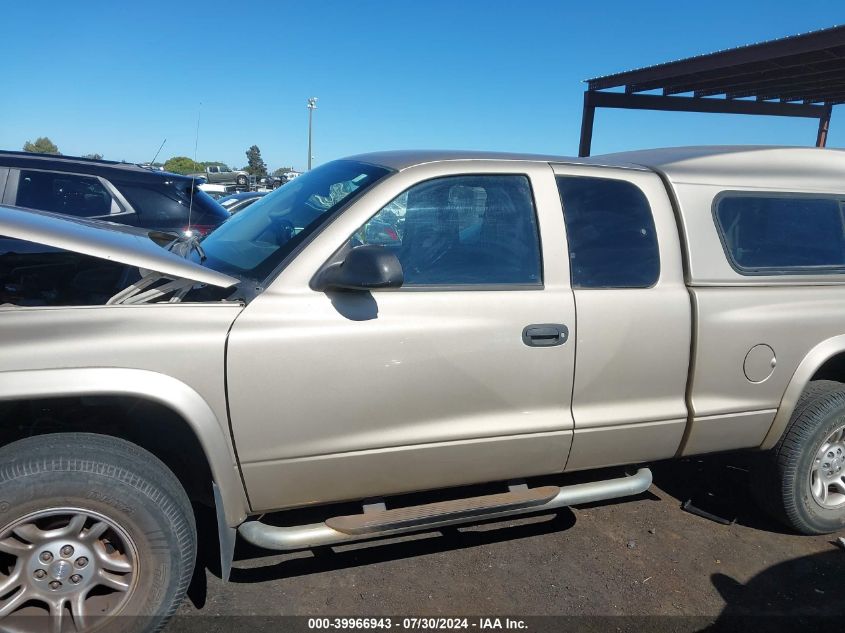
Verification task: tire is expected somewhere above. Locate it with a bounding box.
[752,380,845,534]
[236,175,248,187]
[0,433,196,632]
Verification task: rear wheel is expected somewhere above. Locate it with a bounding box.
[752,380,845,534]
[0,433,196,632]
[236,175,248,187]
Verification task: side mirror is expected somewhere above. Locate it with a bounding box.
[317,245,403,291]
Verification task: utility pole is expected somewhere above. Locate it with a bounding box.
[307,97,318,170]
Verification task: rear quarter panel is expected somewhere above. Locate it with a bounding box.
[668,180,845,454]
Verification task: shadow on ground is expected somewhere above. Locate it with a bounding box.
[650,452,792,534]
[702,548,845,631]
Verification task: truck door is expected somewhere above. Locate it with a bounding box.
[551,164,691,471]
[225,160,578,512]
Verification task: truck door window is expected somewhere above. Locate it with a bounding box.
[354,175,542,286]
[16,170,121,218]
[557,176,659,288]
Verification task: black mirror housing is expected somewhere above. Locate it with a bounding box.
[317,245,403,291]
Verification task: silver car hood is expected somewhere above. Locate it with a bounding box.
[0,204,238,288]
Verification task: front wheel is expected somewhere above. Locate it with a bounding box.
[236,175,248,187]
[752,380,845,534]
[0,433,196,632]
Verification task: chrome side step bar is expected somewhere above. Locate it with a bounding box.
[238,468,652,552]
[326,485,561,535]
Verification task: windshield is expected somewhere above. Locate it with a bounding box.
[198,160,391,280]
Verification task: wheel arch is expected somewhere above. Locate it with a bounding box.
[761,335,845,450]
[0,367,249,527]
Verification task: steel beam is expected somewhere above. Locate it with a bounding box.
[586,90,827,118]
[578,91,596,157]
[578,90,830,157]
[817,105,833,147]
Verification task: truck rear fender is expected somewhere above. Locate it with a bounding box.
[761,334,845,450]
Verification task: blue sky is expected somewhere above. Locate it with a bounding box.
[1,1,842,171]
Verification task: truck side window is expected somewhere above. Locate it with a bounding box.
[557,176,659,288]
[715,193,845,273]
[355,175,542,286]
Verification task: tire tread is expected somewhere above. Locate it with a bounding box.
[0,433,195,632]
[753,380,845,534]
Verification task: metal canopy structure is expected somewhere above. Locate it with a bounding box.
[579,25,845,156]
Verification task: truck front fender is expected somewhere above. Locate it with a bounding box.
[0,367,249,526]
[761,334,845,450]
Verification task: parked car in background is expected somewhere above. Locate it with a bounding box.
[218,191,267,213]
[260,175,284,189]
[187,164,249,187]
[261,171,302,189]
[0,151,230,238]
[198,182,236,200]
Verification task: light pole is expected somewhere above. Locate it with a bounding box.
[307,97,318,170]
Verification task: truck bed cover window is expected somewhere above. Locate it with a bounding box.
[715,193,845,274]
[557,176,659,288]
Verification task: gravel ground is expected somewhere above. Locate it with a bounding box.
[170,453,845,631]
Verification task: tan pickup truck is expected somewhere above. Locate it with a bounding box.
[1,146,845,631]
[187,164,250,187]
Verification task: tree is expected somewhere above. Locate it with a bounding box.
[83,153,103,160]
[23,137,60,155]
[244,145,268,178]
[163,156,203,175]
[272,166,293,177]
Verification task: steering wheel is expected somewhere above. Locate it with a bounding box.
[269,217,296,246]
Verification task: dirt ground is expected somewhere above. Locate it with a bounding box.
[171,453,845,631]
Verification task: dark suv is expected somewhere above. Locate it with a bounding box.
[0,151,229,237]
